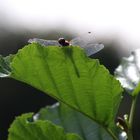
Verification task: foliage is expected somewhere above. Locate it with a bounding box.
[1,43,139,140]
[8,113,83,140]
[115,49,140,96]
[34,102,113,140]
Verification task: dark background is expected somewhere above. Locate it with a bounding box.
[0,27,140,140]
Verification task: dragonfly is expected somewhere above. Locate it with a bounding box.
[28,32,104,56]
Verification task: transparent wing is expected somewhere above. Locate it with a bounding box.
[28,38,60,46]
[84,43,104,56]
[70,32,96,47]
[70,32,104,56]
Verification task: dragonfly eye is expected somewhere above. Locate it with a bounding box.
[58,38,65,46]
[58,38,70,46]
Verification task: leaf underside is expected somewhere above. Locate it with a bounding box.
[34,102,113,140]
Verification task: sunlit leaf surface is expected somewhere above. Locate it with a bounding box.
[115,49,140,95]
[0,43,123,139]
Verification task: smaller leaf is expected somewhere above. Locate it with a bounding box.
[33,102,115,140]
[115,49,140,96]
[0,55,14,77]
[8,113,83,140]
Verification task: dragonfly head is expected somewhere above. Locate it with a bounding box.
[58,38,70,46]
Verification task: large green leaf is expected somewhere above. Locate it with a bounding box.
[8,113,83,140]
[0,43,123,139]
[34,102,113,140]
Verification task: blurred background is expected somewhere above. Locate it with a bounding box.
[0,0,140,139]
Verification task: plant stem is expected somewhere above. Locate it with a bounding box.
[127,96,138,140]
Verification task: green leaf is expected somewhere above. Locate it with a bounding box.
[131,82,140,96]
[1,43,123,139]
[0,54,14,77]
[34,102,113,140]
[115,49,140,96]
[8,113,83,140]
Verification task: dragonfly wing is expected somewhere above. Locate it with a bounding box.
[70,33,104,56]
[70,36,88,47]
[70,32,96,47]
[28,38,60,46]
[84,43,104,56]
